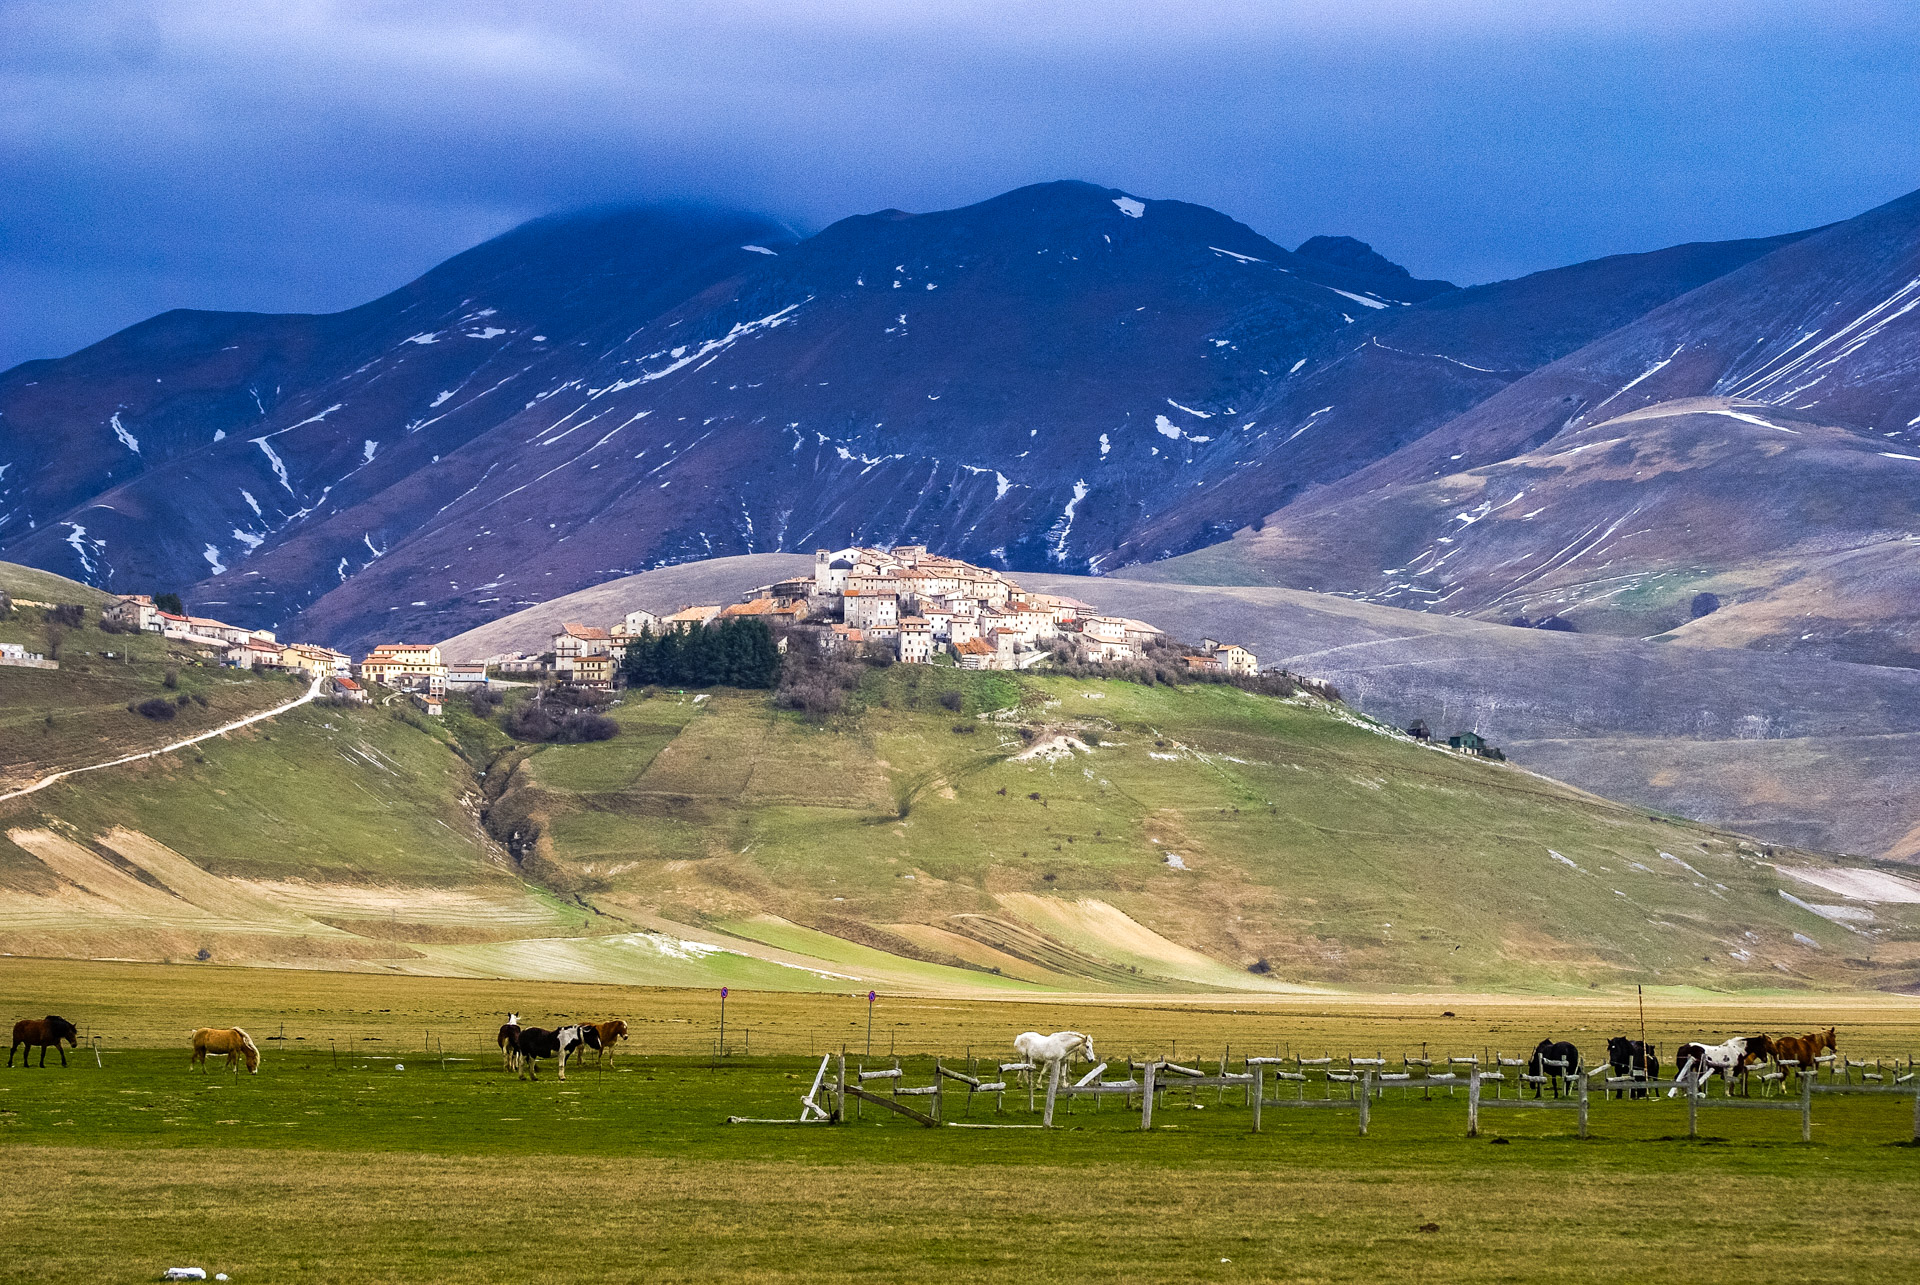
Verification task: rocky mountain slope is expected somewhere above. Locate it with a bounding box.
[1143,187,1920,664]
[3,180,1817,655]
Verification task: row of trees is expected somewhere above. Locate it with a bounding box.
[620,618,781,690]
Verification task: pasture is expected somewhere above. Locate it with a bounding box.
[4,959,1920,1282]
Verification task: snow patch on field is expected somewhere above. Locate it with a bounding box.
[1014,733,1092,763]
[1112,196,1145,218]
[1779,890,1873,925]
[1778,866,1920,904]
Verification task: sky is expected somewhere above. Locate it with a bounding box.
[4,0,1919,371]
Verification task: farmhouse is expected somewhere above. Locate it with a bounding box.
[105,594,161,632]
[446,663,489,689]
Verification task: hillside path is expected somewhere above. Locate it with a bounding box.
[0,674,324,804]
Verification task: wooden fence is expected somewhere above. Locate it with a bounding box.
[729,1049,1920,1144]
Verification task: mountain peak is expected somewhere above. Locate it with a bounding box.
[1295,235,1413,280]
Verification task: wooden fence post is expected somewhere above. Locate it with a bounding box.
[1252,1064,1264,1134]
[1357,1072,1371,1136]
[933,1059,944,1124]
[1687,1081,1699,1139]
[1467,1067,1480,1138]
[1141,1061,1157,1131]
[1044,1058,1062,1127]
[1577,1071,1589,1139]
[1913,1078,1920,1143]
[1802,1069,1814,1143]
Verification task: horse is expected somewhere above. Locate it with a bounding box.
[1772,1028,1837,1080]
[587,1020,629,1067]
[1013,1030,1096,1088]
[497,1013,522,1072]
[1526,1039,1580,1098]
[9,1015,78,1068]
[515,1024,590,1081]
[1735,1035,1776,1095]
[190,1027,260,1074]
[1605,1037,1659,1098]
[565,1023,602,1067]
[1669,1037,1748,1097]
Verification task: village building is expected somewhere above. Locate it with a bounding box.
[105,594,162,632]
[954,637,995,670]
[359,643,447,695]
[718,598,779,620]
[227,637,288,670]
[445,663,489,689]
[551,623,611,677]
[897,617,935,663]
[329,676,368,703]
[413,692,444,717]
[842,589,898,631]
[661,605,723,633]
[283,642,351,679]
[573,653,617,690]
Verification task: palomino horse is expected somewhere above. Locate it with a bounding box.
[498,1013,522,1072]
[190,1027,260,1074]
[1014,1030,1097,1088]
[10,1015,78,1067]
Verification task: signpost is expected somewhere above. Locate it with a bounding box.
[719,986,728,1059]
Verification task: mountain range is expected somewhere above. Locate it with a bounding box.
[9,178,1913,659]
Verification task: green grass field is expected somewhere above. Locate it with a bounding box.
[0,560,297,791]
[3,960,1918,1282]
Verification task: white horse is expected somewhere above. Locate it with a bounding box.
[1015,1030,1097,1087]
[1669,1037,1748,1097]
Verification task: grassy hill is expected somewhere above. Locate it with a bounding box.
[5,631,1914,993]
[0,561,300,792]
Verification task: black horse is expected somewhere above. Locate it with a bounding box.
[1606,1037,1660,1098]
[515,1024,589,1081]
[10,1015,78,1067]
[1527,1038,1581,1098]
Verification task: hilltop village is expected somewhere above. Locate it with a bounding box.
[488,546,1260,684]
[92,547,1264,712]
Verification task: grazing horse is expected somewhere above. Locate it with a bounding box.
[1014,1030,1096,1088]
[497,1013,522,1073]
[9,1015,78,1068]
[587,1020,629,1067]
[1605,1037,1660,1099]
[1772,1028,1837,1080]
[1669,1037,1749,1097]
[190,1027,260,1074]
[1526,1039,1580,1098]
[515,1024,590,1081]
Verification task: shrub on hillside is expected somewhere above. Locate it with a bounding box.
[775,628,867,719]
[48,603,84,627]
[467,688,503,718]
[506,694,618,743]
[163,667,179,690]
[154,592,184,615]
[938,690,963,712]
[0,590,12,618]
[131,697,178,721]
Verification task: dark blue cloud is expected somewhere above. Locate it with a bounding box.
[4,0,1918,369]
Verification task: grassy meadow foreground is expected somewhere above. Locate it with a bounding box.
[4,961,1919,1283]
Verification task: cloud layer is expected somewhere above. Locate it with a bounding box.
[5,0,1918,368]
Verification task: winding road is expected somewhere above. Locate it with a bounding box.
[0,673,325,805]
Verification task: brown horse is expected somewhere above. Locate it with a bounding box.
[10,1015,78,1067]
[1772,1027,1837,1078]
[190,1027,260,1074]
[587,1020,628,1067]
